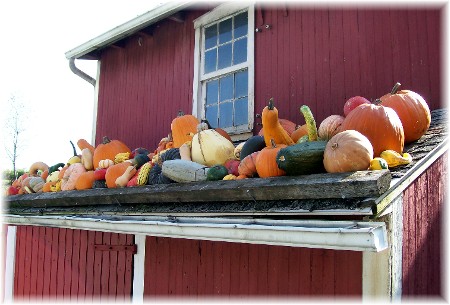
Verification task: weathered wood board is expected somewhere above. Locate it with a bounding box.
[5,170,390,209]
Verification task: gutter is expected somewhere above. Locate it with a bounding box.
[69,58,96,86]
[3,214,388,252]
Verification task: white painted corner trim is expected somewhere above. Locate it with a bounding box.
[4,215,387,252]
[132,234,146,303]
[4,226,17,302]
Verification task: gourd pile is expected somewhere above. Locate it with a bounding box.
[6,82,431,196]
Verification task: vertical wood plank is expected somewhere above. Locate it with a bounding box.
[92,231,103,299]
[70,229,81,301]
[123,233,134,301]
[14,226,24,298]
[77,229,88,299]
[63,228,73,301]
[29,226,38,298]
[114,232,127,301]
[35,227,45,299]
[42,227,52,297]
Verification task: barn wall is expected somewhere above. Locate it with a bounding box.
[95,6,441,149]
[12,226,135,302]
[401,152,447,296]
[143,236,363,297]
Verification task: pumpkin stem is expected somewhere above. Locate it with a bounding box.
[201,119,213,129]
[268,98,275,110]
[69,140,77,156]
[102,136,111,144]
[391,82,401,94]
[373,98,383,105]
[177,110,185,117]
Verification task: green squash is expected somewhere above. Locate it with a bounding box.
[276,141,327,175]
[240,135,266,161]
[206,165,229,181]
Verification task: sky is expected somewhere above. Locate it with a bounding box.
[0,1,165,172]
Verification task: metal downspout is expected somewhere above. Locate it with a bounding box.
[69,58,96,86]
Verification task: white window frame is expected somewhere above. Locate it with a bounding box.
[192,2,255,141]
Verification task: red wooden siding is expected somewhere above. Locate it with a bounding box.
[95,6,441,150]
[1,225,8,302]
[402,152,447,296]
[143,236,362,297]
[13,226,134,302]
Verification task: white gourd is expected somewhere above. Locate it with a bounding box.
[191,129,236,166]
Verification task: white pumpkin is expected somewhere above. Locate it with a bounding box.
[46,170,60,183]
[191,123,236,166]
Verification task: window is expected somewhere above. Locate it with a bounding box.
[193,3,254,140]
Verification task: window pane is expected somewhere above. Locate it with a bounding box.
[234,97,248,126]
[235,70,248,98]
[206,105,218,127]
[219,75,233,102]
[219,102,233,128]
[204,49,217,73]
[205,25,217,50]
[219,18,232,44]
[218,43,232,70]
[233,38,247,65]
[234,12,248,38]
[206,79,219,105]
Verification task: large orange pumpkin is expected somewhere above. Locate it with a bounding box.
[255,140,287,178]
[380,82,431,143]
[93,136,131,169]
[171,111,199,148]
[323,130,374,173]
[339,102,404,157]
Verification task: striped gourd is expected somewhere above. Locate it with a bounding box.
[137,162,152,185]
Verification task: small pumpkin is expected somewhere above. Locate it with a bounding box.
[75,171,96,190]
[318,115,345,140]
[261,98,295,147]
[238,151,259,177]
[171,110,200,148]
[93,136,131,169]
[256,139,287,178]
[380,82,431,143]
[105,161,132,188]
[98,159,114,169]
[206,165,229,181]
[339,101,404,157]
[323,130,374,173]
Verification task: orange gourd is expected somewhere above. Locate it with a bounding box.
[77,139,95,155]
[259,118,297,137]
[380,82,431,143]
[261,98,295,147]
[93,136,131,169]
[290,124,308,143]
[255,139,287,178]
[339,101,404,157]
[171,111,199,148]
[75,171,96,190]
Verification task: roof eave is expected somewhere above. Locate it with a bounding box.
[64,1,194,60]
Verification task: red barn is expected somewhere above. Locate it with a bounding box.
[2,2,447,302]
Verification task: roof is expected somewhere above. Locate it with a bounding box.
[65,1,193,60]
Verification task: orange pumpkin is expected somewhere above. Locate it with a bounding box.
[339,102,404,157]
[261,98,295,147]
[380,82,431,143]
[318,115,345,140]
[93,136,131,169]
[105,162,132,188]
[171,111,199,148]
[42,181,57,193]
[75,171,96,190]
[323,130,374,173]
[238,151,259,177]
[255,140,287,178]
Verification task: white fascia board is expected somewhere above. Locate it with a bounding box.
[65,1,193,60]
[3,215,388,252]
